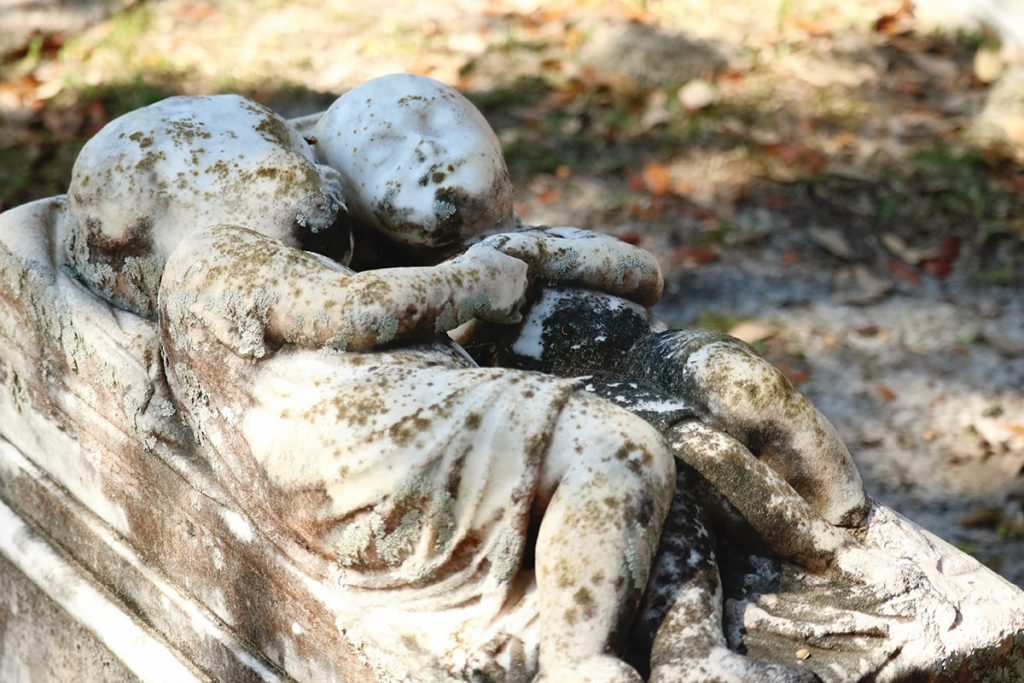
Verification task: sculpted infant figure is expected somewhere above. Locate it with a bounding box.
[56,74,866,681]
[19,74,1018,683]
[69,80,670,682]
[472,284,1024,683]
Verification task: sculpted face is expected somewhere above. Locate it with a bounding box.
[313,74,515,250]
[66,94,346,314]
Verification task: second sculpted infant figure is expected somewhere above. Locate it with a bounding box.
[66,75,868,681]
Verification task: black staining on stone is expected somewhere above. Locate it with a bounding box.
[298,209,354,265]
[431,186,465,243]
[494,286,654,378]
[81,215,155,269]
[634,493,655,529]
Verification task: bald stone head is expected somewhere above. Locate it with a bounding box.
[313,74,515,251]
[67,94,346,315]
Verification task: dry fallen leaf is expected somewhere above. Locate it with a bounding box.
[974,46,1004,84]
[982,331,1024,358]
[728,320,780,344]
[960,506,1002,529]
[534,187,561,205]
[626,174,646,193]
[678,79,715,111]
[774,360,809,386]
[833,265,893,305]
[673,246,719,265]
[642,161,672,196]
[640,90,672,130]
[882,233,938,264]
[874,0,913,35]
[876,384,897,402]
[809,227,854,260]
[887,258,922,286]
[790,17,831,38]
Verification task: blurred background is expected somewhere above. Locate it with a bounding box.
[2,0,1023,584]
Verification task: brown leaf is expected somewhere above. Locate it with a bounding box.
[959,506,1002,529]
[555,164,572,180]
[626,174,646,193]
[921,235,961,278]
[887,258,921,286]
[534,187,561,205]
[876,384,897,402]
[183,3,216,22]
[628,198,665,220]
[760,196,792,210]
[790,17,831,38]
[874,0,913,35]
[775,361,809,387]
[673,246,719,265]
[642,161,672,196]
[922,259,951,278]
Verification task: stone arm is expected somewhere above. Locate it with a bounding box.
[474,226,664,306]
[159,223,528,358]
[661,420,1024,682]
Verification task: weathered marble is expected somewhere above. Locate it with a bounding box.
[473,285,1024,682]
[1,76,1023,683]
[313,74,515,249]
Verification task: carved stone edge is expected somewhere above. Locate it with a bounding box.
[0,437,283,682]
[0,430,416,682]
[0,487,203,681]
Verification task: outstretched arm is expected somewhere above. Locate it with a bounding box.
[159,223,528,357]
[474,226,663,306]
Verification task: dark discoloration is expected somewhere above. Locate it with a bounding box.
[65,95,346,317]
[78,215,155,270]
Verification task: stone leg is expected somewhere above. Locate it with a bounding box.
[632,465,821,683]
[667,421,846,571]
[633,331,868,527]
[669,421,1024,681]
[532,391,675,682]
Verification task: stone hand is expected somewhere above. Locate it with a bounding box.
[444,242,529,325]
[473,226,664,306]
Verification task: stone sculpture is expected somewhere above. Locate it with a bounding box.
[472,287,1024,681]
[1,74,1022,683]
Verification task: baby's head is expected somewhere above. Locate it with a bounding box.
[484,287,656,377]
[67,95,346,314]
[313,74,515,254]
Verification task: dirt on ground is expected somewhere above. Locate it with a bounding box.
[2,0,1023,584]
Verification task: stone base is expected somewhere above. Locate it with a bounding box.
[0,435,396,682]
[0,551,138,683]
